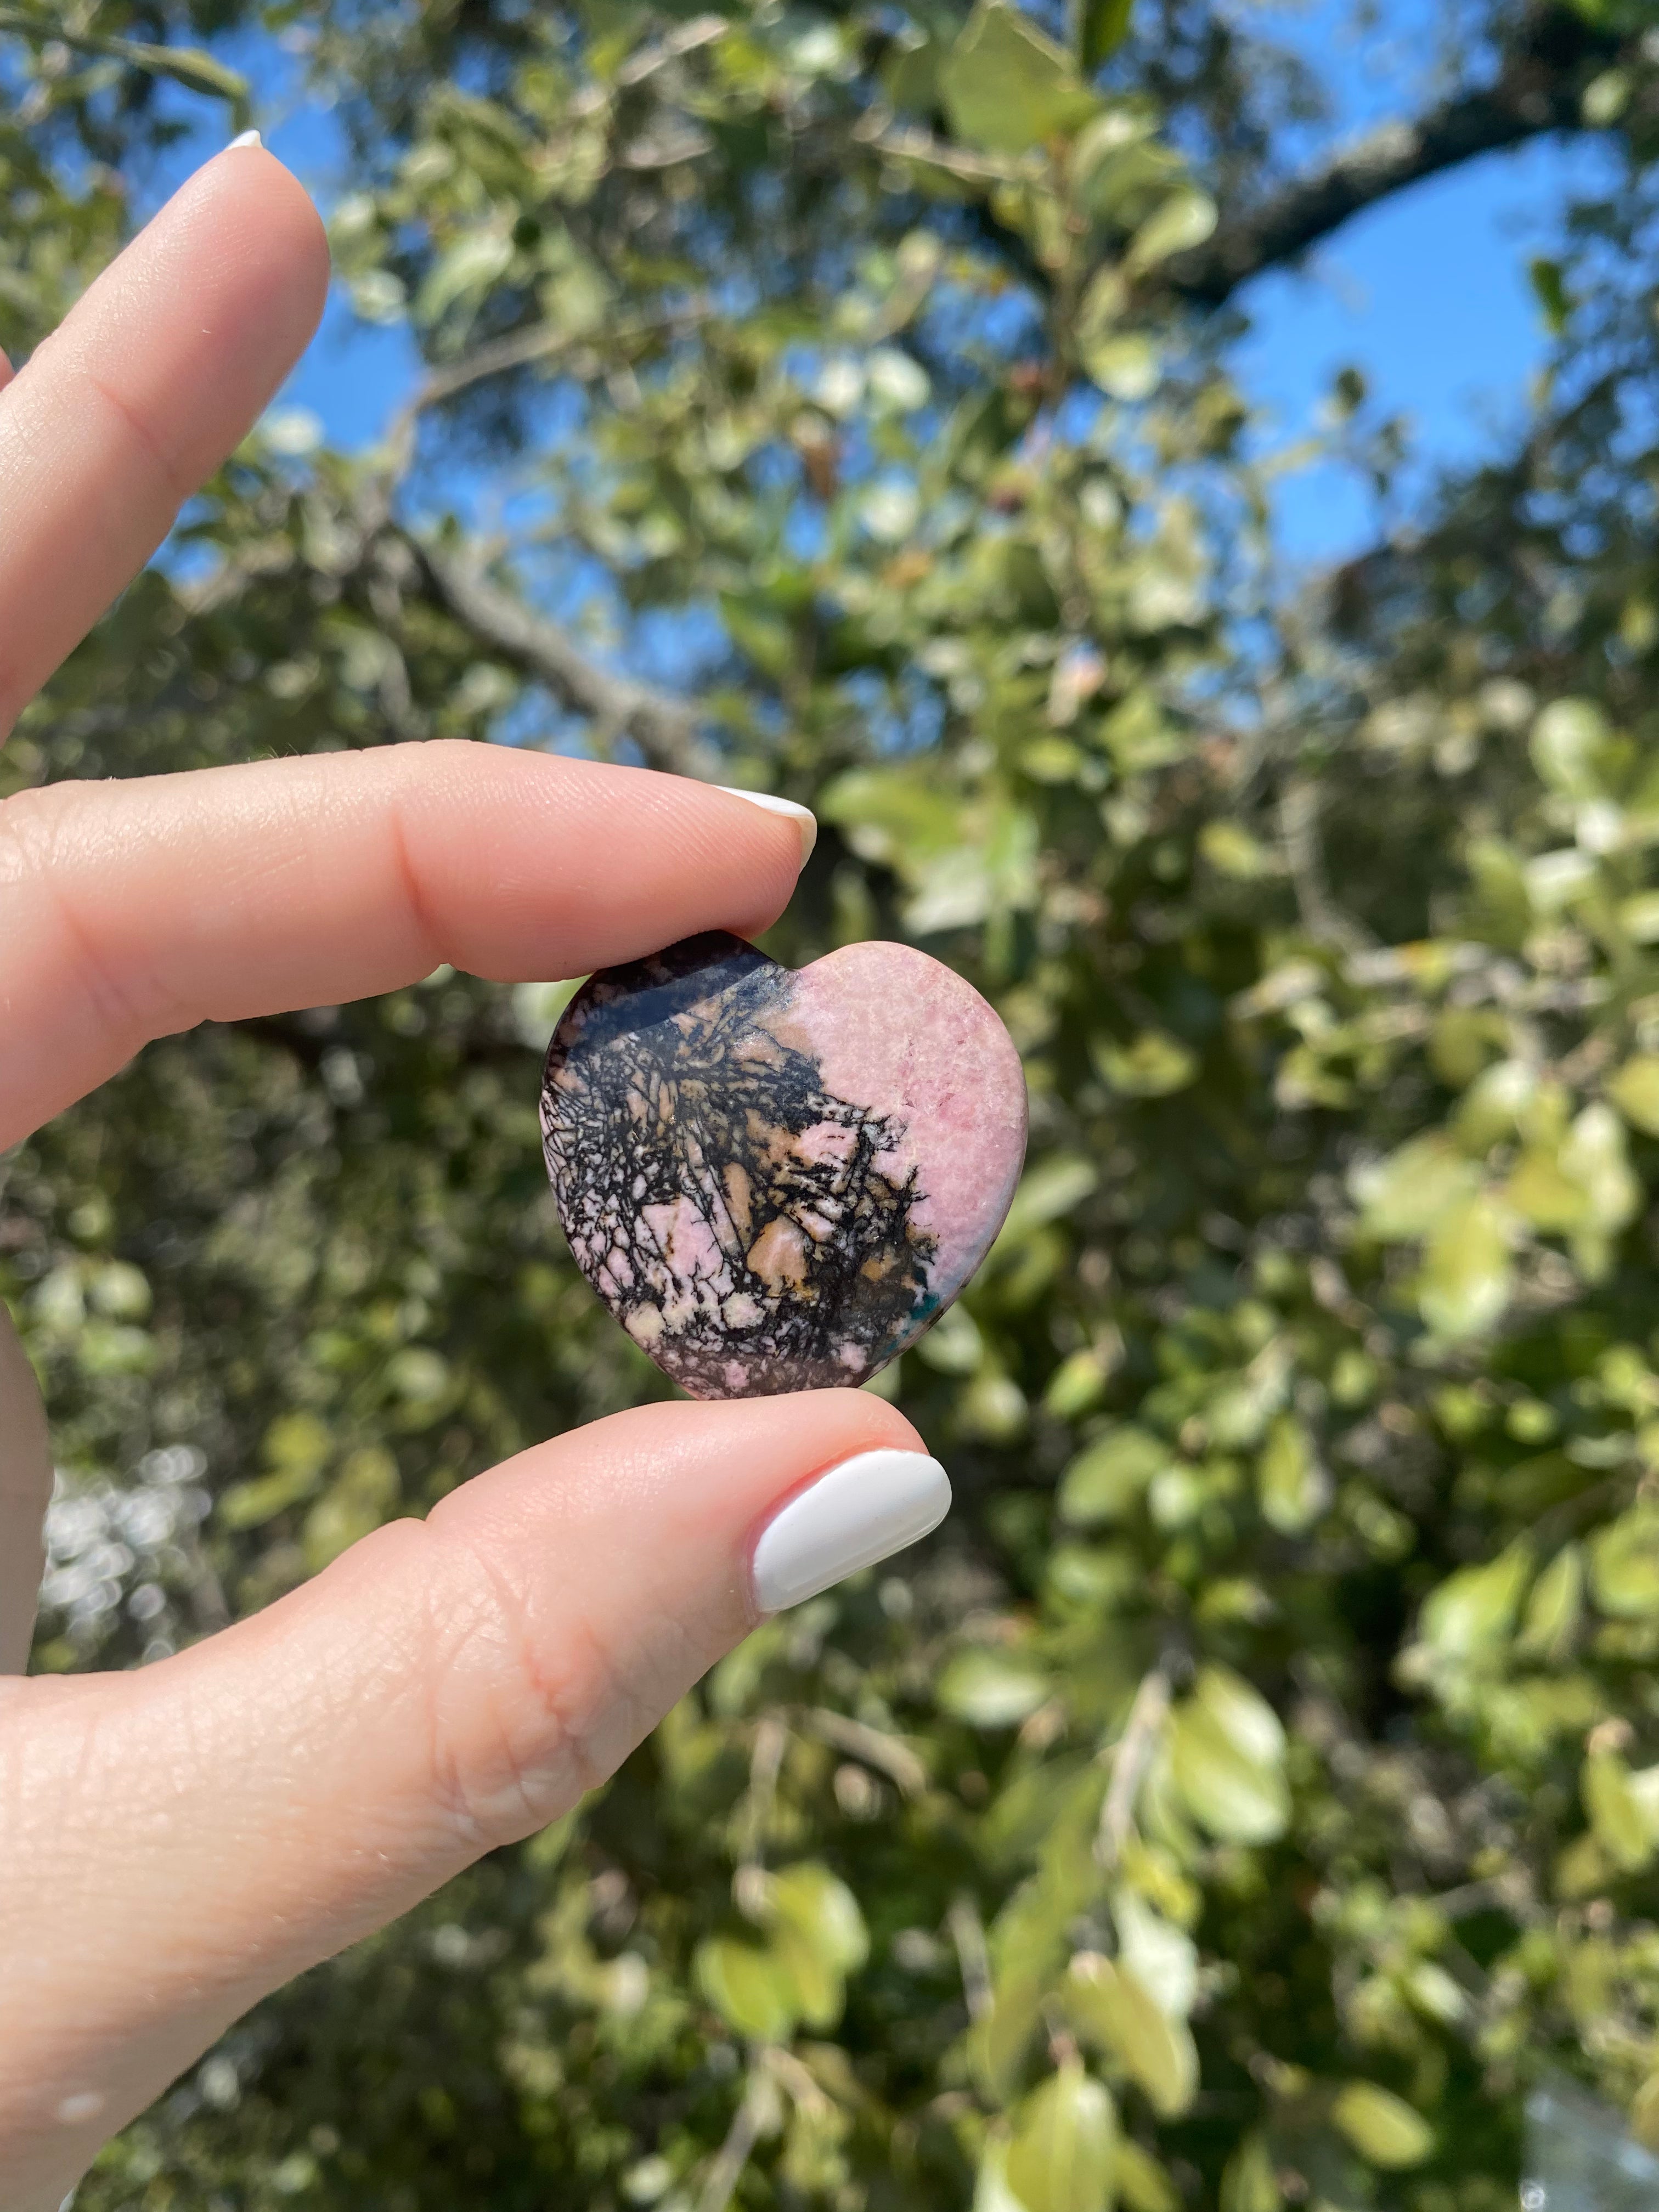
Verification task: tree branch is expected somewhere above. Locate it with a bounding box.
[803,1705,929,1799]
[368,296,711,518]
[696,2067,774,2212]
[1165,4,1623,308]
[947,1894,994,2023]
[412,540,721,779]
[1095,1661,1171,1872]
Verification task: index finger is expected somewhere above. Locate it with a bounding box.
[0,142,328,737]
[0,742,814,1147]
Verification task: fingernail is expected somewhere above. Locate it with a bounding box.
[228,128,263,150]
[716,786,818,864]
[752,1448,950,1613]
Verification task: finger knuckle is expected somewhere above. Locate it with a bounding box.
[0,782,64,889]
[419,1532,655,1854]
[0,783,165,1042]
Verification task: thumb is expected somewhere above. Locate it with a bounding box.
[0,1391,945,2209]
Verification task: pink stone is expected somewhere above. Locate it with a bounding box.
[540,932,1028,1398]
[783,943,1028,1316]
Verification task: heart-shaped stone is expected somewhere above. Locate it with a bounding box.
[540,932,1028,1398]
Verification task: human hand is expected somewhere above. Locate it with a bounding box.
[0,144,947,2211]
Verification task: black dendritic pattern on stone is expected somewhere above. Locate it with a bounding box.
[540,932,938,1398]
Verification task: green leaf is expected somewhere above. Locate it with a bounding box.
[1193,1665,1285,1765]
[1113,1888,1198,2016]
[994,1156,1098,1252]
[1528,256,1571,336]
[1331,2082,1435,2169]
[1352,1136,1480,1240]
[1062,1954,1197,2116]
[217,1461,322,1531]
[1220,2135,1282,2212]
[1082,331,1160,401]
[1504,1141,1588,1233]
[1516,1544,1584,1662]
[263,1410,333,1469]
[1077,0,1135,71]
[1417,1193,1512,1339]
[769,1926,845,2030]
[1113,2138,1180,2212]
[1592,1505,1659,1616]
[1124,189,1217,272]
[1070,120,1178,223]
[693,1936,798,2041]
[763,1864,869,1976]
[973,1970,1052,2104]
[1456,1058,1538,1151]
[1168,1671,1288,1844]
[1583,1751,1657,1872]
[1006,2061,1118,2212]
[144,43,251,116]
[819,766,965,866]
[1583,66,1632,123]
[89,1260,151,1321]
[938,1648,1052,1726]
[1561,1104,1641,1238]
[1200,820,1276,879]
[1530,696,1608,797]
[1420,1543,1533,1659]
[1609,1055,1659,1137]
[905,804,1041,934]
[884,33,943,115]
[1464,835,1533,947]
[415,228,515,326]
[1634,2072,1659,2153]
[219,1408,334,1526]
[976,2140,1033,2212]
[1257,1413,1327,1535]
[1043,1342,1118,1418]
[1059,1425,1171,1525]
[719,590,795,678]
[941,1,1103,154]
[1091,1030,1197,1097]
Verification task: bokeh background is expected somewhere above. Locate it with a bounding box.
[5,2,1659,2205]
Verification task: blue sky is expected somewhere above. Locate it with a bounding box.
[1212,0,1618,560]
[139,7,1613,571]
[1232,131,1617,562]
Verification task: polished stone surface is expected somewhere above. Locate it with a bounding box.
[540,932,1028,1398]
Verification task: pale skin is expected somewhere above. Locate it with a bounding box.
[0,145,924,2210]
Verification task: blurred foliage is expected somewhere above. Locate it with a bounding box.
[9,1,1659,2207]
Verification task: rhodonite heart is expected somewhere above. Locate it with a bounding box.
[540,932,1028,1399]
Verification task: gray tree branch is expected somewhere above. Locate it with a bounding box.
[412,540,721,780]
[1095,1661,1171,1872]
[1164,4,1624,308]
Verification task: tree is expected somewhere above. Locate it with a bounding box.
[6,1,1659,2205]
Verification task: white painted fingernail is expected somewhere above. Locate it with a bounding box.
[752,1449,950,1613]
[228,128,263,150]
[716,786,818,863]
